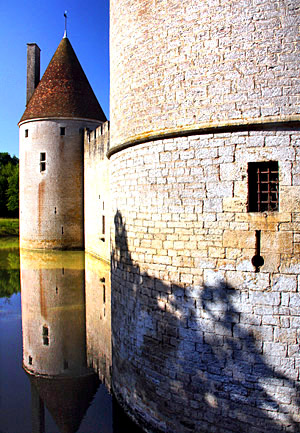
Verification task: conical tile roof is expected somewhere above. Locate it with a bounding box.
[28,372,100,433]
[20,37,106,123]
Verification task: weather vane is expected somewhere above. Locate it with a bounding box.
[63,11,68,38]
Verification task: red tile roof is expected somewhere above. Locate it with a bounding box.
[20,37,107,123]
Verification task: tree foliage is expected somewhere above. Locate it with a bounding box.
[0,153,19,217]
[0,249,20,298]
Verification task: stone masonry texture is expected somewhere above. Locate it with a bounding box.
[110,130,300,432]
[110,0,300,149]
[109,1,300,430]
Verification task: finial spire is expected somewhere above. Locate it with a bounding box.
[63,11,68,38]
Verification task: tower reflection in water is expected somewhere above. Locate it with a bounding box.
[20,250,111,433]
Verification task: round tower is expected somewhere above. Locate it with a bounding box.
[110,1,300,432]
[20,250,99,433]
[19,36,106,250]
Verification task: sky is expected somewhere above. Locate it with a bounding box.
[0,0,109,157]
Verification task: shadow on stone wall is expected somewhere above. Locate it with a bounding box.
[111,210,299,433]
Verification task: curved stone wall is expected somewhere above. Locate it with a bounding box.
[110,128,300,432]
[110,1,300,431]
[110,0,300,149]
[19,118,100,249]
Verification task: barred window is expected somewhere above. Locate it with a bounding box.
[248,161,279,212]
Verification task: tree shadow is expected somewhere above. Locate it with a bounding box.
[111,210,300,433]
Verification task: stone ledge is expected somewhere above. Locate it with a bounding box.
[108,117,300,158]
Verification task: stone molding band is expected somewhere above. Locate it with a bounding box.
[18,116,102,127]
[107,116,300,159]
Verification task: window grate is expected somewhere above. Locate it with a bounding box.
[248,162,279,212]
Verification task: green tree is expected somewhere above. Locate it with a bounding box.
[0,249,20,298]
[0,153,19,217]
[6,164,19,214]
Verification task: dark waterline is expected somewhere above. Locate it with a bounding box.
[0,245,143,433]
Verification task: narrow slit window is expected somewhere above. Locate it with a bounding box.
[248,161,279,212]
[40,152,46,172]
[60,127,65,136]
[102,215,105,235]
[25,129,28,138]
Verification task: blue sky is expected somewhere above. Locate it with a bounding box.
[0,0,109,157]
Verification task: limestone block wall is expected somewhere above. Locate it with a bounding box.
[84,122,110,261]
[110,128,300,433]
[110,0,300,149]
[19,118,100,250]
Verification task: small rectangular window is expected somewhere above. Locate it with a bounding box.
[40,152,46,172]
[42,326,49,346]
[248,161,279,212]
[60,127,65,136]
[25,129,28,138]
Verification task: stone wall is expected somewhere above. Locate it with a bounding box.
[19,118,100,250]
[110,0,300,149]
[109,1,300,431]
[84,122,110,261]
[110,128,300,432]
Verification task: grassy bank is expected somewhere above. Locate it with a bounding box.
[0,218,19,237]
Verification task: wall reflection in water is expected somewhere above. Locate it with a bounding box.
[20,250,112,433]
[85,254,111,389]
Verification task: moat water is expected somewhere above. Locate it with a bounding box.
[0,238,143,433]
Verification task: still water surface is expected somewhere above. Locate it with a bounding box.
[0,239,142,433]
